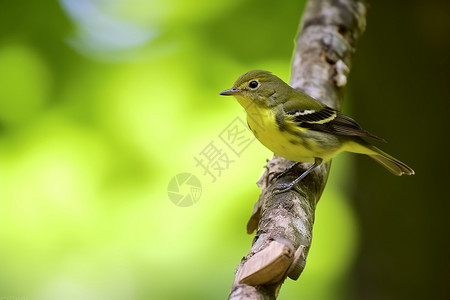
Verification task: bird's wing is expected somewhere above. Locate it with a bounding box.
[285,106,385,142]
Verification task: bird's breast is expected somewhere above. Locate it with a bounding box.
[245,105,321,163]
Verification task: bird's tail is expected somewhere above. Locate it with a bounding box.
[369,151,415,176]
[345,139,415,176]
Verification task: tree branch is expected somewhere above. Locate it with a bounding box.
[228,0,367,299]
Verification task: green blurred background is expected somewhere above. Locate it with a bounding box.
[0,0,449,299]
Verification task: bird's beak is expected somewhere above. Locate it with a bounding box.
[220,88,242,96]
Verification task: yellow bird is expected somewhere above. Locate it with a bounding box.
[220,70,414,192]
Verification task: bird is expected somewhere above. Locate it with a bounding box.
[220,70,414,192]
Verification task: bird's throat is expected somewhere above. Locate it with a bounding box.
[234,95,254,111]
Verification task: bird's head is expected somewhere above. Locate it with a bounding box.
[220,70,291,108]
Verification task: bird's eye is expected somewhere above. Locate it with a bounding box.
[249,80,259,89]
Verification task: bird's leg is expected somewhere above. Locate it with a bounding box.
[274,162,300,180]
[273,158,323,194]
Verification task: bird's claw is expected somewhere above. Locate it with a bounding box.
[273,183,296,194]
